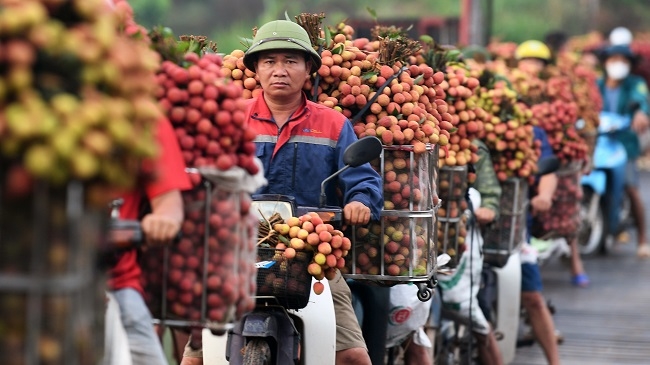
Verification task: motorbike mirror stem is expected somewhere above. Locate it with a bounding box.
[318,136,382,207]
[319,165,351,207]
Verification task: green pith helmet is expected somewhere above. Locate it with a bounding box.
[243,20,322,74]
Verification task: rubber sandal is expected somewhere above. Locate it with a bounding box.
[572,273,590,288]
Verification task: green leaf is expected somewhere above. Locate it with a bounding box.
[446,50,462,62]
[449,127,458,133]
[419,35,434,45]
[278,235,290,244]
[414,74,424,85]
[176,41,190,53]
[362,71,378,81]
[366,6,377,20]
[332,44,344,54]
[324,26,332,48]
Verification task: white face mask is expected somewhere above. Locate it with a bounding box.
[606,61,630,80]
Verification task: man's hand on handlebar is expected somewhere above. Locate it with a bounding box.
[343,201,371,226]
[474,207,496,225]
[530,194,553,216]
[142,190,184,246]
[141,213,181,246]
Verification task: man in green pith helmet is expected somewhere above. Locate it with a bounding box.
[181,19,383,365]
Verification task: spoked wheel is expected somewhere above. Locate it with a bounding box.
[242,339,272,365]
[578,187,606,255]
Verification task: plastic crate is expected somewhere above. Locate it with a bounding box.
[0,181,106,365]
[482,178,529,268]
[255,248,313,310]
[141,172,258,332]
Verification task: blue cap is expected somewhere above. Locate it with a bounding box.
[602,44,638,62]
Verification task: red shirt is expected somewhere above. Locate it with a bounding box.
[107,117,191,293]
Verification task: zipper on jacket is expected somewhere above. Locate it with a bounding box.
[292,143,297,189]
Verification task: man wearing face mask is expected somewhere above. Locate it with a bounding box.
[598,44,650,258]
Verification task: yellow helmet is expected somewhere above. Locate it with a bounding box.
[515,40,551,61]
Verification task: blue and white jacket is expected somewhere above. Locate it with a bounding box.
[246,92,383,219]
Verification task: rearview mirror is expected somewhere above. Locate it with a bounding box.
[536,155,560,176]
[343,136,383,167]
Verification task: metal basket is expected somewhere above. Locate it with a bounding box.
[342,210,437,285]
[141,172,258,332]
[255,248,314,310]
[370,144,439,212]
[437,165,469,267]
[482,178,529,268]
[342,144,439,287]
[0,180,106,365]
[531,162,583,240]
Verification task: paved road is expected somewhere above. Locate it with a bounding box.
[512,170,650,365]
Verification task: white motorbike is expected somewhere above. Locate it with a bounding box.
[200,136,383,365]
[433,155,560,365]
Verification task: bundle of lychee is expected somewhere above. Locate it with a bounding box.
[486,40,518,64]
[503,66,548,103]
[565,31,605,54]
[149,29,259,175]
[109,0,149,40]
[555,52,602,158]
[529,98,588,165]
[141,178,258,346]
[555,52,602,131]
[256,212,352,297]
[341,216,432,278]
[0,0,162,196]
[512,69,588,165]
[410,41,486,169]
[471,75,540,183]
[438,65,486,167]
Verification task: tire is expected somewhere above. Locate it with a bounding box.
[578,187,606,255]
[242,339,272,365]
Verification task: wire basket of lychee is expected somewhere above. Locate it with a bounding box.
[140,173,258,336]
[255,212,352,309]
